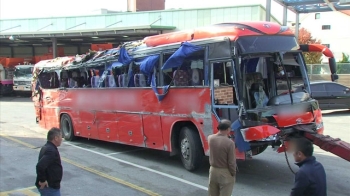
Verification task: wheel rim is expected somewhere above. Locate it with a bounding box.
[62,118,70,136]
[180,138,190,160]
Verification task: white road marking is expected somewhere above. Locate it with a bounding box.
[106,148,146,155]
[64,142,208,191]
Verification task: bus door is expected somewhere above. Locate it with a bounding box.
[210,60,239,123]
[40,72,60,129]
[33,85,44,126]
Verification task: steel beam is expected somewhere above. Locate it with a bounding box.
[283,5,288,25]
[266,0,272,21]
[52,38,57,58]
[295,13,300,40]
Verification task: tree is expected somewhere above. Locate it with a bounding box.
[297,28,323,64]
[338,52,350,63]
[337,52,350,74]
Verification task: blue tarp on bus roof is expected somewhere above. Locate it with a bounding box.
[118,47,133,65]
[161,42,203,70]
[139,55,160,81]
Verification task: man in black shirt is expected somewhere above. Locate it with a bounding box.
[290,137,327,196]
[35,127,63,196]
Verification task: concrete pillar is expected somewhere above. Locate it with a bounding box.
[77,45,81,55]
[283,6,288,25]
[266,0,271,22]
[51,38,57,58]
[10,47,14,57]
[295,13,300,40]
[31,46,35,57]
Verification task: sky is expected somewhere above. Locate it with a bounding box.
[0,0,296,22]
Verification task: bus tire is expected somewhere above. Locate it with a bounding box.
[60,114,76,141]
[179,126,203,171]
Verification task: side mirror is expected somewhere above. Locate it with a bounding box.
[329,57,337,74]
[331,74,339,81]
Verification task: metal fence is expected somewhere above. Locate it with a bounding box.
[307,63,350,87]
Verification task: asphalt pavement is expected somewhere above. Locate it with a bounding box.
[0,96,349,196]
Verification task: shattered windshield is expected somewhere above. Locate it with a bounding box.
[236,36,299,54]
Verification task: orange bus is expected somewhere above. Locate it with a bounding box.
[32,22,348,171]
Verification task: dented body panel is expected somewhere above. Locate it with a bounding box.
[35,87,213,152]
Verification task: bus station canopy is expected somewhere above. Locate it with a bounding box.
[274,0,350,13]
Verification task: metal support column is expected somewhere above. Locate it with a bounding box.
[295,13,300,40]
[31,46,35,57]
[51,38,57,58]
[283,6,288,25]
[10,47,14,57]
[266,0,271,21]
[77,45,81,55]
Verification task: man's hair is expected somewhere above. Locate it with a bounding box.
[292,137,314,157]
[47,127,62,141]
[217,119,231,131]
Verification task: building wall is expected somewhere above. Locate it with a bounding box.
[0,46,91,59]
[299,12,350,62]
[0,5,275,34]
[0,5,282,59]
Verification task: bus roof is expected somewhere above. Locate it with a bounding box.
[35,21,296,71]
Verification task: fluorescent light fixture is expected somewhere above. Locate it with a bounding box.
[96,38,115,41]
[123,35,128,38]
[91,36,99,39]
[14,39,29,42]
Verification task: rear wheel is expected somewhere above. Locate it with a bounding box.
[179,126,203,171]
[60,114,76,141]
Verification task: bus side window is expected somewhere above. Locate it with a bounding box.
[213,62,235,105]
[39,71,59,89]
[132,60,148,87]
[190,60,204,86]
[162,54,173,86]
[60,71,69,88]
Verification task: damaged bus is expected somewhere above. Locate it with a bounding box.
[32,22,350,171]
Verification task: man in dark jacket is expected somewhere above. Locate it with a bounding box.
[35,127,63,196]
[290,137,327,196]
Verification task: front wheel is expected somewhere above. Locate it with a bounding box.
[179,126,203,171]
[60,114,76,141]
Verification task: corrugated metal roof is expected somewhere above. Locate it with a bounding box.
[274,0,350,13]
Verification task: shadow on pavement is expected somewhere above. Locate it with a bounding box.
[0,96,32,103]
[322,109,350,117]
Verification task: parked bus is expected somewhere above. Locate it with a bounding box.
[0,57,26,96]
[32,22,350,171]
[13,64,35,94]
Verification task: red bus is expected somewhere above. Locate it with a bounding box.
[32,22,349,171]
